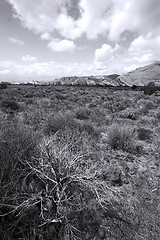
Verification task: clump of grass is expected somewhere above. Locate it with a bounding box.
[107,123,135,151]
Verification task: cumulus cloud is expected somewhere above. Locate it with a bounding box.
[47,39,76,52]
[0,60,100,82]
[7,0,81,40]
[6,0,160,75]
[8,37,24,45]
[40,32,52,40]
[22,55,37,62]
[7,0,160,42]
[94,34,160,74]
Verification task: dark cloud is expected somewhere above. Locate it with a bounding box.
[136,0,160,34]
[118,30,138,48]
[66,0,81,20]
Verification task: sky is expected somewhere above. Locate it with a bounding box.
[0,0,160,82]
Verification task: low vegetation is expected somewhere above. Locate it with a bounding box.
[0,84,159,239]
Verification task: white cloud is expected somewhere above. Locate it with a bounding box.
[5,0,160,76]
[94,34,160,74]
[7,0,160,41]
[77,0,111,39]
[47,39,76,52]
[0,60,102,82]
[40,32,52,40]
[7,0,80,39]
[0,69,11,74]
[8,37,24,45]
[95,44,120,62]
[22,55,37,62]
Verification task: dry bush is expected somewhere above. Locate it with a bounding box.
[43,112,80,135]
[0,99,20,113]
[156,109,160,120]
[22,105,46,129]
[0,121,140,240]
[119,107,138,120]
[0,129,105,239]
[144,82,157,95]
[43,111,99,138]
[0,120,40,239]
[137,127,152,141]
[75,107,92,120]
[137,99,155,115]
[107,123,136,151]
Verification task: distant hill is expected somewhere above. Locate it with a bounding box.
[118,61,160,86]
[52,74,127,87]
[12,61,160,87]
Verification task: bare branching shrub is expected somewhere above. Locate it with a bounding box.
[0,130,105,239]
[0,122,139,240]
[107,123,135,151]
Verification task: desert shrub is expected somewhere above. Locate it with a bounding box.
[23,106,46,129]
[5,135,135,240]
[0,120,39,181]
[43,111,99,138]
[138,116,156,126]
[107,123,135,151]
[144,100,155,109]
[106,96,133,113]
[78,121,99,137]
[156,110,160,120]
[0,99,20,113]
[25,97,34,104]
[137,127,152,141]
[55,92,67,100]
[137,99,155,115]
[24,93,34,98]
[0,120,41,239]
[144,82,157,95]
[0,132,107,239]
[75,107,92,120]
[0,82,9,89]
[43,112,77,135]
[119,108,138,120]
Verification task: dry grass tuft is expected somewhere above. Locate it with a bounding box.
[107,123,136,151]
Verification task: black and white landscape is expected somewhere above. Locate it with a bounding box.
[0,0,160,239]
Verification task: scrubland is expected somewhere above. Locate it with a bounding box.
[0,84,160,240]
